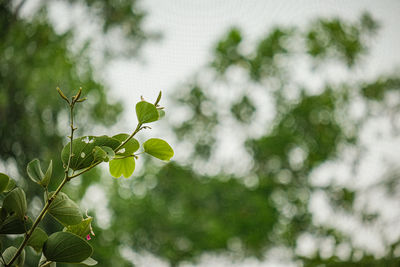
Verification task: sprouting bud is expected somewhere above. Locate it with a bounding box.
[56,87,70,104]
[76,97,87,103]
[74,87,82,101]
[154,90,162,106]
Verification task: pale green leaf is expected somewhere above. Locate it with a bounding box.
[112,134,140,156]
[80,257,98,266]
[136,101,159,123]
[143,138,174,161]
[109,157,135,178]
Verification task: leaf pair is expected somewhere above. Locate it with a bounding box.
[27,159,52,187]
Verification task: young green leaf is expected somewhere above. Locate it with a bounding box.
[27,159,44,184]
[0,173,10,193]
[136,101,159,123]
[143,138,174,161]
[2,246,25,267]
[40,160,52,187]
[3,188,27,219]
[65,217,93,238]
[43,232,93,263]
[112,133,140,156]
[48,192,83,225]
[27,227,48,253]
[61,136,120,171]
[109,157,135,178]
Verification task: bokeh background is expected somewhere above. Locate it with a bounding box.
[1,0,400,266]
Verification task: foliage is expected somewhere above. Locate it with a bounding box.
[0,90,173,266]
[95,12,400,266]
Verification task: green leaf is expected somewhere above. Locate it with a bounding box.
[0,173,10,193]
[136,101,159,123]
[143,138,174,161]
[38,254,56,267]
[41,160,52,187]
[2,246,25,267]
[112,134,139,156]
[93,146,115,162]
[27,227,48,253]
[65,217,93,238]
[48,192,83,225]
[3,188,27,219]
[43,232,93,263]
[27,159,44,184]
[0,214,32,234]
[4,178,15,192]
[80,257,97,266]
[109,157,135,178]
[61,136,121,171]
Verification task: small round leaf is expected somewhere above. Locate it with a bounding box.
[143,138,174,161]
[136,101,159,123]
[109,157,135,178]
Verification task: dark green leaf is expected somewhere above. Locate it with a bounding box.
[27,159,44,184]
[143,138,174,161]
[0,214,32,234]
[65,217,93,238]
[93,146,114,163]
[2,246,25,267]
[109,157,135,178]
[61,136,121,171]
[112,134,139,156]
[0,173,10,193]
[43,232,93,263]
[136,101,159,123]
[48,192,83,225]
[3,188,27,219]
[27,227,48,253]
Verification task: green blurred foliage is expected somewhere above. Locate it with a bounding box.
[96,12,400,266]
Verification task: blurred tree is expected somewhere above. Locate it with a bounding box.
[0,0,154,266]
[99,12,400,266]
